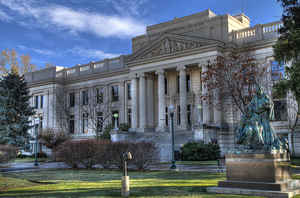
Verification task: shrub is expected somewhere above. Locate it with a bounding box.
[100,124,112,140]
[0,144,17,164]
[130,141,158,170]
[119,123,130,131]
[56,140,81,168]
[181,141,220,161]
[38,128,70,161]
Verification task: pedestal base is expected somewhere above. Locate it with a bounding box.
[207,152,300,198]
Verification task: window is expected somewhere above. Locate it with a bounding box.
[96,88,104,104]
[112,111,119,128]
[177,76,180,93]
[96,112,103,132]
[271,61,285,81]
[40,95,43,108]
[186,74,191,92]
[35,96,39,109]
[164,77,168,95]
[187,104,191,126]
[177,105,181,125]
[69,92,75,107]
[127,83,131,100]
[40,116,43,129]
[127,109,132,128]
[111,85,119,102]
[69,115,75,134]
[165,107,169,126]
[82,113,88,133]
[82,90,89,105]
[273,99,288,121]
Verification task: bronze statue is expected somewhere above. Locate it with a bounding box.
[236,85,287,151]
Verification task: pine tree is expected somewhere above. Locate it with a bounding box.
[0,71,35,148]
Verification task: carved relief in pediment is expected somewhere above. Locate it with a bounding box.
[137,37,203,60]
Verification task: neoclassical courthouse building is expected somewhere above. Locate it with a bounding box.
[25,9,289,160]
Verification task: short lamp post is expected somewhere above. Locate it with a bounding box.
[33,116,40,166]
[169,104,176,169]
[122,152,132,197]
[113,113,119,130]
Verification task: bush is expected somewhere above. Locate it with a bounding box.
[119,123,130,131]
[57,139,111,169]
[57,140,158,170]
[0,144,17,163]
[38,128,70,161]
[100,124,112,140]
[130,141,158,170]
[181,141,220,161]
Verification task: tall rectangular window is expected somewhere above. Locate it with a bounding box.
[164,77,168,95]
[127,83,132,100]
[111,85,119,102]
[40,116,43,129]
[96,88,104,104]
[177,105,181,125]
[127,108,132,128]
[82,90,89,105]
[96,112,103,132]
[186,74,191,92]
[35,96,39,109]
[40,95,43,108]
[273,100,288,121]
[165,107,169,126]
[177,76,180,93]
[82,113,88,133]
[187,104,191,126]
[69,92,75,107]
[69,115,75,134]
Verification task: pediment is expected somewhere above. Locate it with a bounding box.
[129,33,220,62]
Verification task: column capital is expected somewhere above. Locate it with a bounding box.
[137,72,146,78]
[176,64,186,71]
[155,69,164,75]
[129,73,138,79]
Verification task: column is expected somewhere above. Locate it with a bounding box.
[156,69,165,131]
[201,64,211,124]
[213,88,222,125]
[119,81,125,124]
[178,65,187,130]
[139,73,146,130]
[147,75,154,128]
[130,77,138,130]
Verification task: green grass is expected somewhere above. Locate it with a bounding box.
[0,169,264,198]
[158,161,218,166]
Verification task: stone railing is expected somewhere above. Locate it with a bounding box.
[230,21,282,44]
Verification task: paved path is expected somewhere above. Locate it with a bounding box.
[0,161,225,173]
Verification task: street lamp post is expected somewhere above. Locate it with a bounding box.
[169,105,176,169]
[113,113,119,130]
[34,117,39,166]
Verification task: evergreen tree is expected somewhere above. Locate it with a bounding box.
[273,0,300,155]
[0,71,35,147]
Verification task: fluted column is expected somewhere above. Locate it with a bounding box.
[213,88,222,125]
[139,73,146,130]
[119,81,125,124]
[156,69,165,131]
[178,65,187,130]
[201,64,211,124]
[130,77,138,130]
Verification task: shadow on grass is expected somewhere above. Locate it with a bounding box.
[0,185,211,198]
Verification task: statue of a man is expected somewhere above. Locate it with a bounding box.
[237,85,286,151]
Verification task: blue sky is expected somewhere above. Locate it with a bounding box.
[0,0,283,69]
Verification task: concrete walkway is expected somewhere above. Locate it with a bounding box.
[0,161,225,173]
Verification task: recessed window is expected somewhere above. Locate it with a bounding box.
[82,90,89,105]
[127,83,132,100]
[186,74,191,92]
[177,105,181,125]
[165,107,169,126]
[82,113,88,133]
[164,77,168,95]
[40,95,44,108]
[35,96,39,109]
[273,99,288,121]
[127,109,132,128]
[69,92,75,107]
[69,115,75,134]
[96,112,103,132]
[187,104,191,126]
[111,85,119,102]
[96,88,104,104]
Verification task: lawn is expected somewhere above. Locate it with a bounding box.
[0,169,264,198]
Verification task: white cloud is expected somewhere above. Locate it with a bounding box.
[70,47,119,60]
[0,0,146,38]
[17,45,55,56]
[106,0,149,17]
[0,9,12,21]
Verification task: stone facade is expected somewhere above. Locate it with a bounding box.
[25,9,291,161]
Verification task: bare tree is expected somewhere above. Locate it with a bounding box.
[0,49,36,75]
[201,50,268,115]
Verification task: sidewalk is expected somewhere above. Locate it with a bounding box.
[0,161,225,173]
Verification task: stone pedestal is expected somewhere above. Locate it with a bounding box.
[207,152,300,198]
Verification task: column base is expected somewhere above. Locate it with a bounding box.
[155,127,168,132]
